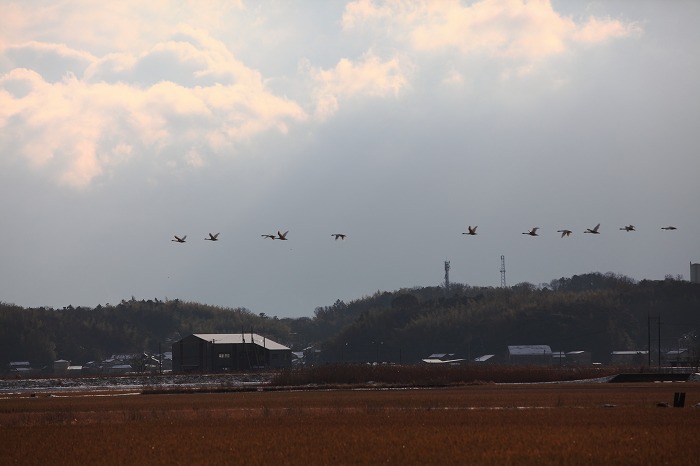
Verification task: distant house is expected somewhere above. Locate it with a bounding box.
[507,345,552,365]
[53,359,70,374]
[566,351,592,365]
[665,349,689,367]
[172,333,292,373]
[107,364,132,374]
[8,361,32,374]
[610,350,648,365]
[552,351,567,365]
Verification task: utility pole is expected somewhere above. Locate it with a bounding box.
[444,260,451,292]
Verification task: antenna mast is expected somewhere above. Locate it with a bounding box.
[444,260,451,292]
[500,255,506,288]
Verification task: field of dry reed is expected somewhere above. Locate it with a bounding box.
[2,382,699,465]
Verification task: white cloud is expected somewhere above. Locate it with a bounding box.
[342,0,639,61]
[0,28,306,188]
[310,51,411,119]
[572,16,642,44]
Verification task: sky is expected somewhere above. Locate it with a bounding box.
[1,0,699,318]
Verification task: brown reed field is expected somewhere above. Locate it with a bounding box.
[1,382,699,465]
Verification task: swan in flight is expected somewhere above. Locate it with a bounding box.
[661,226,677,230]
[277,230,289,240]
[522,227,539,236]
[557,229,572,238]
[172,235,187,243]
[462,226,478,236]
[205,233,220,241]
[332,234,347,240]
[584,224,601,234]
[619,225,635,232]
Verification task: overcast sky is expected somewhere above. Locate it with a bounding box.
[1,1,699,318]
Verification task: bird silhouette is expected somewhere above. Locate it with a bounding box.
[557,229,572,238]
[277,230,289,240]
[584,224,601,234]
[261,234,276,240]
[171,235,187,243]
[205,233,220,241]
[661,226,677,230]
[332,234,347,240]
[462,226,478,236]
[620,225,635,232]
[523,227,539,236]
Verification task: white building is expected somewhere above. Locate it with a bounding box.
[690,262,700,284]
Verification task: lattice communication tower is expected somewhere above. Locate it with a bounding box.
[500,255,506,288]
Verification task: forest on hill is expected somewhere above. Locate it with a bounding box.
[1,273,699,369]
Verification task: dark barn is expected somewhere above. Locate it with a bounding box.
[172,333,292,373]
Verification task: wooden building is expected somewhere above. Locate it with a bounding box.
[172,333,292,373]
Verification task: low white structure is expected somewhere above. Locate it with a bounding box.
[507,345,552,365]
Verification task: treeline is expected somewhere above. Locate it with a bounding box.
[308,273,700,364]
[1,273,699,368]
[0,298,289,368]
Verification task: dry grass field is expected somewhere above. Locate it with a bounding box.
[1,383,699,465]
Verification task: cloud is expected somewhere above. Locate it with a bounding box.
[572,16,642,44]
[310,51,411,119]
[0,1,643,188]
[342,0,639,61]
[0,28,306,188]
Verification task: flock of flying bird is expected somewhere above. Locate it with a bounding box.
[171,231,347,243]
[170,224,678,244]
[462,224,678,237]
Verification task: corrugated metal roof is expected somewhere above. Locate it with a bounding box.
[508,345,552,355]
[192,333,290,351]
[427,353,456,360]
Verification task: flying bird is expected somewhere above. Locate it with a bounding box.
[462,226,478,236]
[277,230,289,240]
[332,234,347,240]
[557,229,572,238]
[661,226,677,230]
[171,235,187,243]
[522,227,539,236]
[261,234,276,240]
[619,225,635,232]
[584,224,601,234]
[204,232,220,241]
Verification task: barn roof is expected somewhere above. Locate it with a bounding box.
[191,333,290,351]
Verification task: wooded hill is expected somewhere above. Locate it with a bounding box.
[1,273,699,368]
